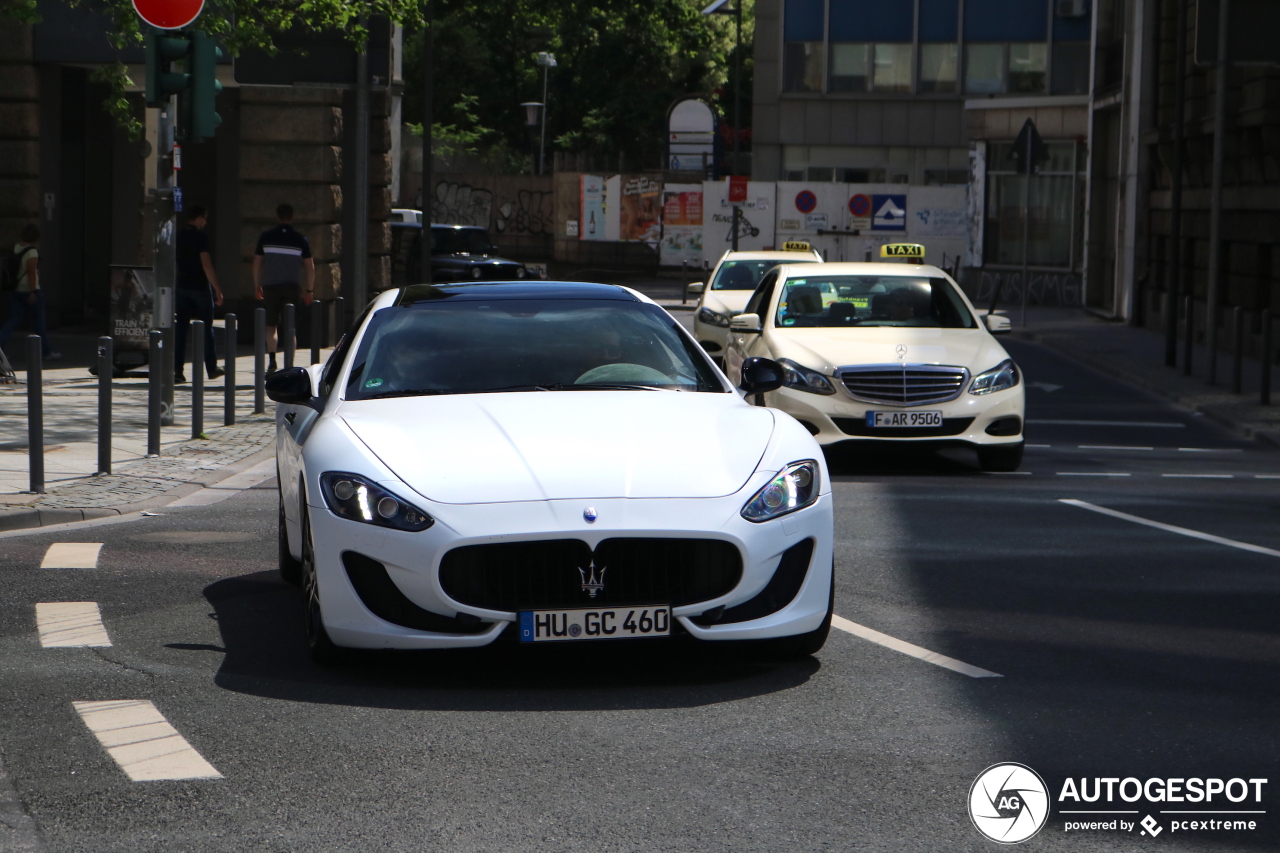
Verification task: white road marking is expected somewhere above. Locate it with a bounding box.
[72,700,222,781]
[167,459,276,508]
[1178,447,1242,453]
[1079,445,1154,451]
[1056,472,1131,477]
[40,543,103,569]
[981,471,1032,475]
[36,603,111,648]
[831,615,1002,678]
[1027,419,1185,428]
[1162,473,1233,479]
[1256,475,1280,479]
[1026,444,1052,448]
[1060,499,1280,558]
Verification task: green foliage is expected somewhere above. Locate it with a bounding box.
[405,93,525,172]
[90,63,144,141]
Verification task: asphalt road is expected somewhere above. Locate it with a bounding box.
[0,336,1278,852]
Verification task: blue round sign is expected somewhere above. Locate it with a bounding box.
[795,190,817,213]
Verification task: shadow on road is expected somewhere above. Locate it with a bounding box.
[824,443,983,478]
[204,570,820,711]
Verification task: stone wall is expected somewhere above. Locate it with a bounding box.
[0,24,39,246]
[238,88,344,300]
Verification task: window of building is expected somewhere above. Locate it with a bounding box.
[1008,43,1047,93]
[1051,41,1090,94]
[985,141,1084,270]
[831,43,912,92]
[965,44,1006,93]
[784,0,826,92]
[873,44,913,92]
[829,43,870,92]
[919,43,959,93]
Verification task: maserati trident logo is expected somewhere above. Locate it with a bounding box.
[583,506,598,523]
[579,560,606,598]
[895,343,908,360]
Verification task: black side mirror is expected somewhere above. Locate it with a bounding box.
[740,357,785,396]
[265,367,314,405]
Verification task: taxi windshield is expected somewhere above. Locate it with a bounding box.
[711,258,815,291]
[774,276,976,329]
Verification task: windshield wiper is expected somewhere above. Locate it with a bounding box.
[548,383,664,391]
[465,384,553,393]
[360,388,445,400]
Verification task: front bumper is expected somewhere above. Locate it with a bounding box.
[762,383,1025,447]
[307,487,835,650]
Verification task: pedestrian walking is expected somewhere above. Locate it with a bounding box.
[175,205,225,383]
[0,224,60,361]
[253,203,314,374]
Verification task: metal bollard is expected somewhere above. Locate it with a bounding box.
[97,336,112,475]
[1231,306,1244,394]
[191,320,205,438]
[254,307,266,414]
[310,300,321,365]
[333,297,344,345]
[26,336,44,494]
[681,260,688,305]
[1263,309,1273,406]
[283,303,296,369]
[1182,295,1194,376]
[224,313,236,426]
[148,331,162,456]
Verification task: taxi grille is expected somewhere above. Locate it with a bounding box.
[838,364,968,406]
[438,538,742,612]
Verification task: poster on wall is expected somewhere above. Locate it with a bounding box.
[580,175,606,241]
[620,176,663,243]
[659,183,702,266]
[109,266,155,354]
[700,180,776,268]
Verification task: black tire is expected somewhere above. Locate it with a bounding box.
[977,443,1024,473]
[300,506,347,665]
[763,567,834,659]
[278,484,303,586]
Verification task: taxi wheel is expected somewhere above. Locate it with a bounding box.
[764,568,834,659]
[977,443,1024,473]
[277,484,302,586]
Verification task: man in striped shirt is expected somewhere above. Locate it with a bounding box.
[253,203,315,373]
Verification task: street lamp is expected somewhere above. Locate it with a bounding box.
[535,51,556,176]
[520,101,543,173]
[701,0,741,176]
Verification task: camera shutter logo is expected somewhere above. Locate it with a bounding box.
[969,763,1050,844]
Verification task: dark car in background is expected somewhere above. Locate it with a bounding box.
[390,219,528,286]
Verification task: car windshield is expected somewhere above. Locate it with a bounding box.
[774,276,976,329]
[711,258,815,290]
[432,228,494,255]
[344,298,725,399]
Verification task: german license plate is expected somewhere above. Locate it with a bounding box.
[518,606,671,642]
[867,410,943,428]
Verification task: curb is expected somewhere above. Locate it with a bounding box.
[0,506,122,532]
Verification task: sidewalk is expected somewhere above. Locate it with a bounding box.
[1,346,331,531]
[1014,306,1280,447]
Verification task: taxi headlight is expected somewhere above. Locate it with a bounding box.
[969,359,1020,395]
[319,472,434,532]
[778,358,835,395]
[697,307,732,328]
[741,460,820,522]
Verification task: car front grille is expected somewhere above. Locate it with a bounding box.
[438,538,742,612]
[837,364,969,406]
[832,417,975,437]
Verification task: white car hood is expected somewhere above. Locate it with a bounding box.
[703,290,755,316]
[340,392,774,504]
[769,327,1010,373]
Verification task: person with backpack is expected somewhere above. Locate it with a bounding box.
[0,224,59,361]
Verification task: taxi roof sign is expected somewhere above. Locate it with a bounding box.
[880,243,925,258]
[782,240,812,252]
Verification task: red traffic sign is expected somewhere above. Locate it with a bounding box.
[795,190,817,213]
[728,176,748,203]
[848,193,871,217]
[133,0,204,30]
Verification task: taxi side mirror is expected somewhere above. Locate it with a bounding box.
[984,313,1011,335]
[686,281,705,296]
[730,313,762,333]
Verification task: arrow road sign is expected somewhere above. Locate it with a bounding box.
[1008,118,1049,175]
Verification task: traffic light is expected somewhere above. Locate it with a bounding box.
[189,30,223,141]
[145,31,191,106]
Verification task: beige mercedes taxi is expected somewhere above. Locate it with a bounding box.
[689,243,823,364]
[723,245,1025,471]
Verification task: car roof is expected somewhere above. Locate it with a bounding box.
[717,251,822,262]
[394,281,641,305]
[777,262,950,278]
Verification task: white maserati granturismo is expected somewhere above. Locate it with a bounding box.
[267,281,834,663]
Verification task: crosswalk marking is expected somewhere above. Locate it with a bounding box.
[831,615,1002,678]
[36,603,111,648]
[72,700,222,781]
[40,543,103,569]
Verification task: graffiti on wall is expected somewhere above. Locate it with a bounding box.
[970,271,1082,307]
[432,182,494,228]
[432,181,554,236]
[494,190,553,236]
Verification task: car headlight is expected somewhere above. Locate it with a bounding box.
[969,359,1020,395]
[319,472,434,532]
[777,358,835,395]
[697,307,732,328]
[741,460,820,523]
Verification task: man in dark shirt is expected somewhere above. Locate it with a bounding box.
[175,205,225,383]
[253,203,315,373]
